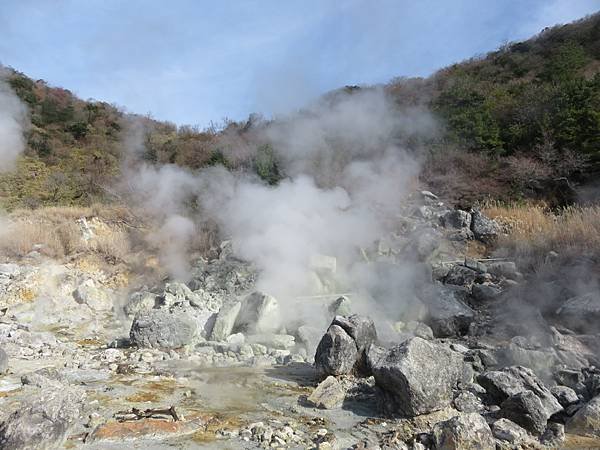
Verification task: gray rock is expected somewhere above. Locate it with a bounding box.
[541,422,565,446]
[130,309,198,349]
[72,279,112,311]
[372,337,464,416]
[124,291,157,316]
[432,413,495,450]
[408,228,441,261]
[500,390,548,435]
[556,292,600,333]
[248,334,295,350]
[471,284,502,303]
[307,376,346,409]
[314,325,358,376]
[551,385,579,407]
[420,190,439,200]
[444,265,479,287]
[0,263,20,277]
[471,210,500,242]
[420,283,475,337]
[331,315,377,354]
[442,210,472,229]
[236,291,281,334]
[0,348,7,375]
[0,382,84,450]
[328,296,352,317]
[210,301,241,341]
[464,258,487,273]
[567,395,600,437]
[491,418,528,444]
[405,321,434,340]
[453,391,484,413]
[487,261,519,280]
[477,366,562,418]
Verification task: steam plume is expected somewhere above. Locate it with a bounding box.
[0,71,28,173]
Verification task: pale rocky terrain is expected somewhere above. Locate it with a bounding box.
[1,191,600,450]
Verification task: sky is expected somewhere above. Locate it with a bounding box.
[1,0,599,127]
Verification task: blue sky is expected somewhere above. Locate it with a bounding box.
[1,0,599,126]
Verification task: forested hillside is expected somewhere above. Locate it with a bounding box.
[1,12,599,209]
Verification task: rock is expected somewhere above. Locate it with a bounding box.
[541,422,565,446]
[556,292,600,333]
[0,263,20,277]
[73,279,112,311]
[314,325,358,377]
[567,395,600,437]
[405,321,434,340]
[432,413,495,450]
[551,385,579,407]
[328,296,352,316]
[236,292,281,334]
[441,210,472,229]
[372,337,464,416]
[309,254,337,275]
[307,376,346,409]
[464,258,487,273]
[130,309,198,349]
[0,348,7,375]
[226,332,245,346]
[487,261,519,280]
[408,229,441,261]
[491,418,528,444]
[0,382,84,449]
[209,301,241,341]
[470,210,499,242]
[331,315,377,354]
[419,284,474,337]
[500,390,548,435]
[453,391,484,413]
[420,190,438,200]
[248,334,295,350]
[124,291,157,316]
[444,265,479,287]
[477,366,562,418]
[471,284,502,303]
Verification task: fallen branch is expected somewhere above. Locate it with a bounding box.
[115,406,180,422]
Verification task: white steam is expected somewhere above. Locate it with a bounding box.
[123,88,437,329]
[0,73,28,172]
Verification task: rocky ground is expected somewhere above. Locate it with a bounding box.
[1,191,600,449]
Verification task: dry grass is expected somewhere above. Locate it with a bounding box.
[482,201,600,263]
[0,204,136,260]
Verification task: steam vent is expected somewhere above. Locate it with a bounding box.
[1,4,600,449]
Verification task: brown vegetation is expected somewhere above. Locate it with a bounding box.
[482,201,600,264]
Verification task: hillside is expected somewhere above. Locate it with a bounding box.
[1,12,600,210]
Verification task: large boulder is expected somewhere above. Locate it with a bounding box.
[130,308,198,349]
[72,279,112,311]
[477,366,562,418]
[419,284,475,337]
[470,210,499,242]
[331,315,377,354]
[567,395,600,437]
[123,291,157,317]
[0,381,84,449]
[491,418,529,445]
[444,265,479,288]
[235,292,281,334]
[372,337,464,416]
[209,301,241,341]
[432,413,495,450]
[441,210,472,229]
[556,292,600,333]
[314,315,377,377]
[500,390,548,435]
[314,325,358,376]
